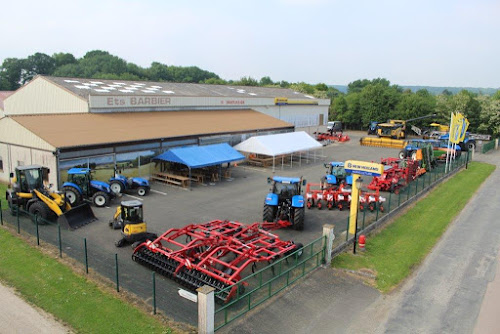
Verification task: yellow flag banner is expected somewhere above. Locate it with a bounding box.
[458,115,470,142]
[449,112,463,144]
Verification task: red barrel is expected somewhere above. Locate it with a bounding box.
[359,235,366,251]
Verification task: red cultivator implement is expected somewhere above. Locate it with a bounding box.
[359,189,386,212]
[313,132,350,145]
[368,158,420,193]
[132,220,302,303]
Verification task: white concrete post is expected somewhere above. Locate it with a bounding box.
[197,285,215,334]
[323,224,335,265]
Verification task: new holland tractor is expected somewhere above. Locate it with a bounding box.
[321,162,353,187]
[109,200,157,247]
[62,168,115,208]
[5,165,96,229]
[263,176,306,231]
[109,168,150,196]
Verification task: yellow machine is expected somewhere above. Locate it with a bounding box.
[376,120,407,139]
[5,165,96,229]
[429,123,449,132]
[110,200,157,247]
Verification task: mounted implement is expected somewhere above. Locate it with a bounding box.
[132,220,303,303]
[109,200,157,247]
[263,176,306,230]
[5,165,96,229]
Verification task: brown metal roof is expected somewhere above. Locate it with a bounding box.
[10,109,293,149]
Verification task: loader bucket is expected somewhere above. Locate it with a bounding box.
[359,137,407,149]
[58,203,97,230]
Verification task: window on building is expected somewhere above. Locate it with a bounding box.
[0,156,3,171]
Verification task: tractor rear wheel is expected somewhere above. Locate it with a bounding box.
[63,186,82,206]
[28,201,50,222]
[137,186,148,196]
[110,181,124,195]
[398,150,406,159]
[293,207,305,231]
[92,191,110,207]
[263,204,276,222]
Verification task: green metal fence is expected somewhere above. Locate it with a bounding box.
[482,140,496,154]
[214,235,327,331]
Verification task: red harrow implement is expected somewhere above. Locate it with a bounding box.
[132,220,302,303]
[367,158,420,193]
[313,132,350,145]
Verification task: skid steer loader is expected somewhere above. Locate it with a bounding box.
[109,200,157,247]
[5,165,96,229]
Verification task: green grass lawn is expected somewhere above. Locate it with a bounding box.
[0,182,7,209]
[0,227,172,334]
[332,162,496,292]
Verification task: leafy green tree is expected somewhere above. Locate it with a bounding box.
[147,62,171,81]
[314,83,328,91]
[0,58,26,90]
[259,76,274,86]
[359,83,400,127]
[442,89,453,96]
[203,77,227,85]
[395,89,436,128]
[290,82,315,94]
[24,52,56,83]
[449,90,481,131]
[52,53,76,68]
[234,76,258,86]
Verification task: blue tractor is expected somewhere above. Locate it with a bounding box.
[367,121,379,135]
[62,168,115,208]
[321,162,353,187]
[109,172,150,196]
[263,176,306,231]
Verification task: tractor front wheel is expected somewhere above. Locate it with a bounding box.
[28,201,50,223]
[6,193,16,215]
[293,207,305,231]
[137,186,148,196]
[92,191,110,207]
[110,181,124,195]
[63,186,82,206]
[398,150,407,159]
[263,204,276,222]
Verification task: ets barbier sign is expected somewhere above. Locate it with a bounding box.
[344,160,383,177]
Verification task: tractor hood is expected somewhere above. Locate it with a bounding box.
[90,180,112,193]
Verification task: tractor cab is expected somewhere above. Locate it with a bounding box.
[120,200,144,225]
[63,168,114,207]
[323,162,352,186]
[11,165,49,193]
[110,200,157,247]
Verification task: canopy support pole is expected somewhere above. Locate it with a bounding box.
[273,156,276,173]
[218,164,222,182]
[188,166,192,190]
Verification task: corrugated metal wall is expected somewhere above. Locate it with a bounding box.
[254,105,329,127]
[4,77,88,115]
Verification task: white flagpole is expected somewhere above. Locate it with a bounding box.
[445,112,453,173]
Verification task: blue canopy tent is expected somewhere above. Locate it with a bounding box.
[153,143,245,188]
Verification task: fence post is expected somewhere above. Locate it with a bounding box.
[197,285,215,334]
[407,183,410,201]
[115,254,120,292]
[415,177,419,196]
[345,217,349,241]
[398,190,401,207]
[0,200,3,225]
[35,215,40,246]
[57,224,62,257]
[322,224,335,266]
[362,208,366,229]
[84,238,89,274]
[152,272,156,315]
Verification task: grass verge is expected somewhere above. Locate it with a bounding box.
[332,162,496,292]
[0,227,172,334]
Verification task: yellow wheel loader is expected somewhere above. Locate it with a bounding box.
[5,165,96,229]
[109,200,157,247]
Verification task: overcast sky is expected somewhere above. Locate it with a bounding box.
[1,0,499,88]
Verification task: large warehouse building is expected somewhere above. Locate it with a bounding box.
[0,76,330,188]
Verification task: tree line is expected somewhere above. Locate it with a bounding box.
[330,79,500,136]
[1,51,498,136]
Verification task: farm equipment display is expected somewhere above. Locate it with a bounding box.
[63,168,115,207]
[305,182,386,212]
[367,158,421,193]
[263,176,306,230]
[367,121,379,135]
[132,219,303,303]
[314,121,350,144]
[5,165,96,229]
[109,200,157,247]
[109,168,150,196]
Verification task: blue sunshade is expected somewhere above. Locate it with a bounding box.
[153,143,244,168]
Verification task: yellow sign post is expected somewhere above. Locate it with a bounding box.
[344,160,384,236]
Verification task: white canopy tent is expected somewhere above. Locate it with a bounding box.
[234,131,323,169]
